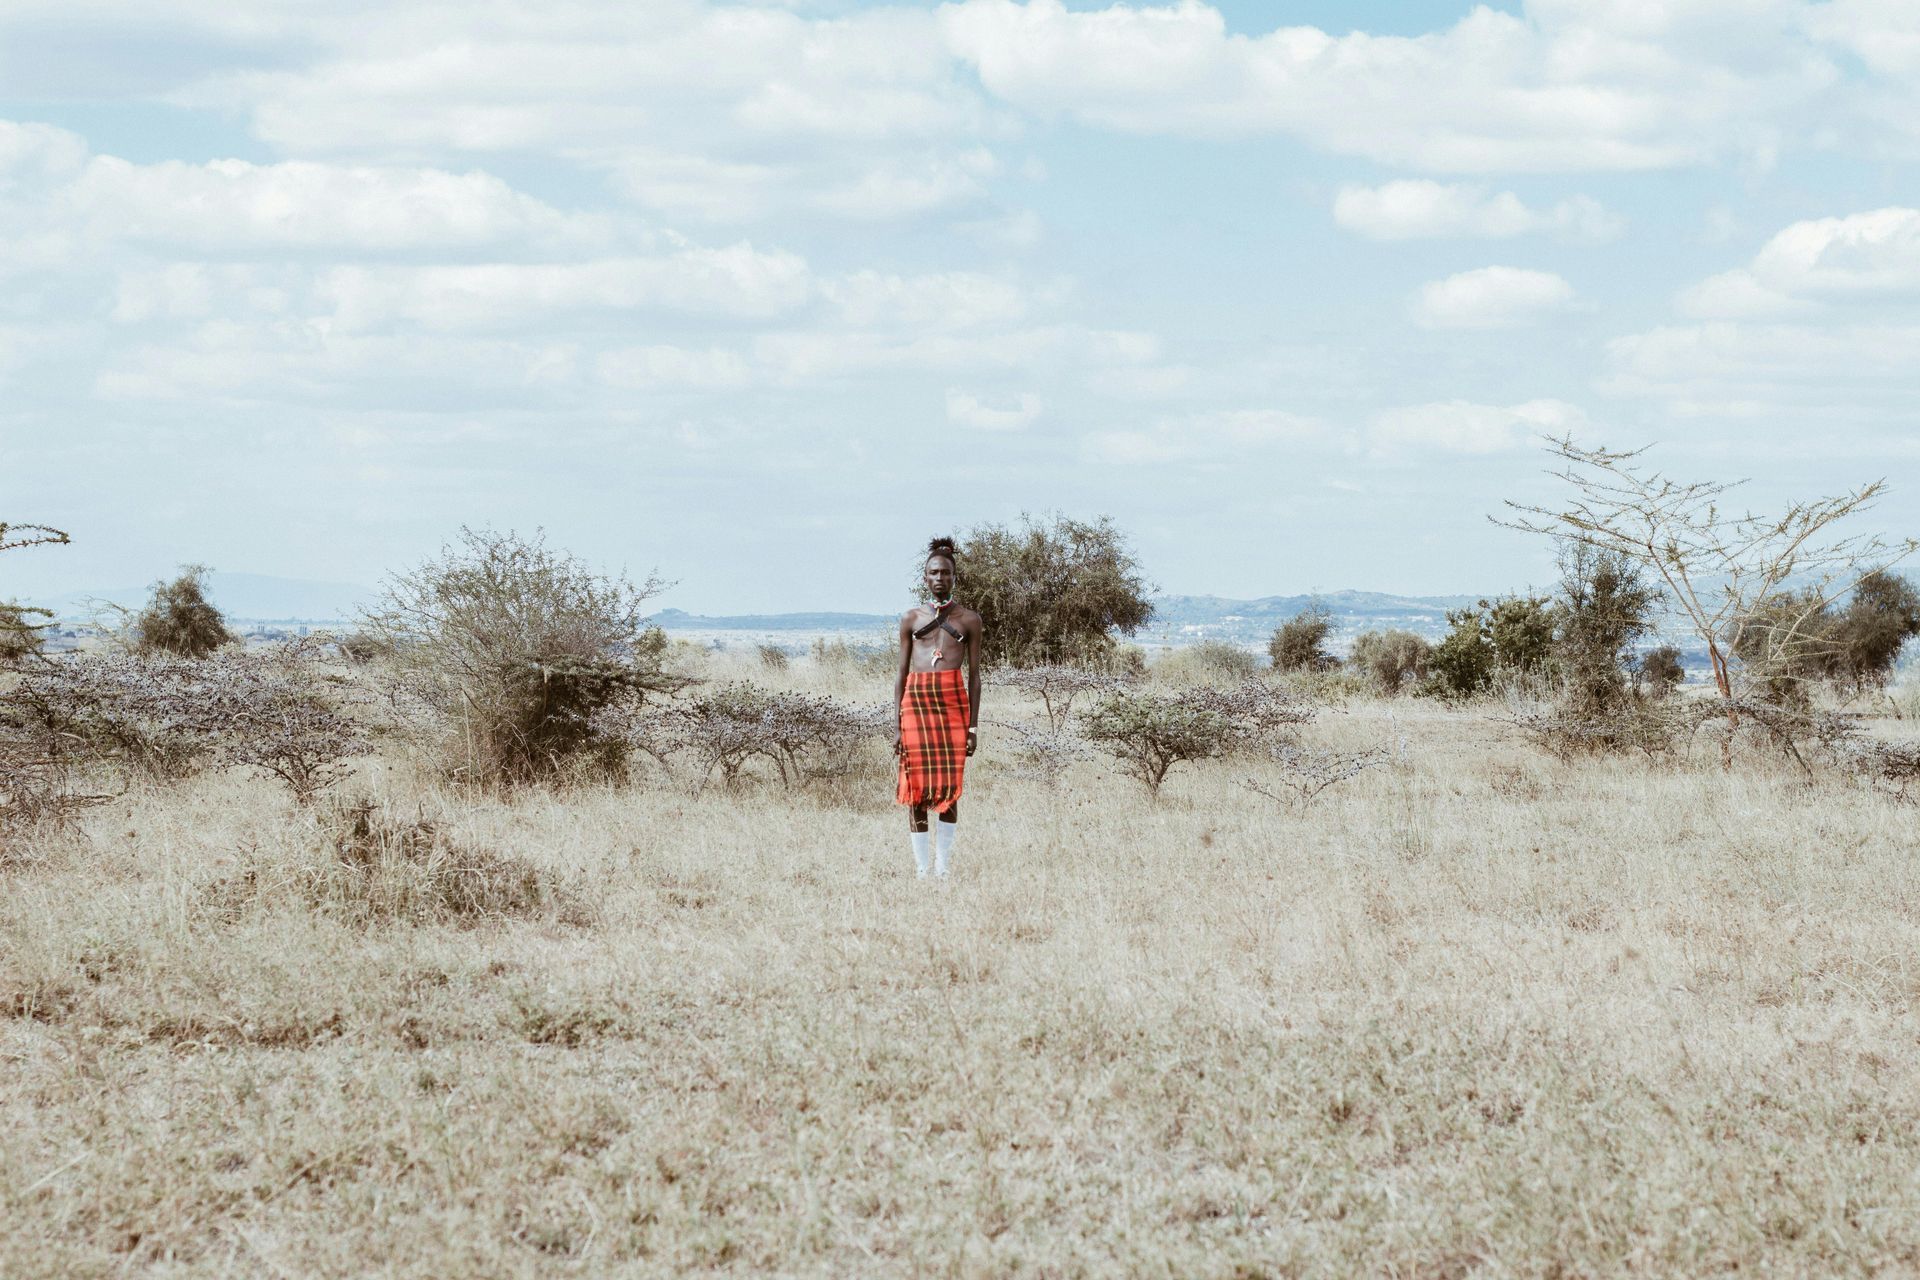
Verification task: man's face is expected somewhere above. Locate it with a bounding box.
[924,556,954,599]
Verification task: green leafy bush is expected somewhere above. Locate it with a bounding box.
[135,565,234,658]
[1635,646,1686,697]
[1268,604,1338,672]
[1422,596,1556,702]
[1081,681,1310,796]
[1348,630,1430,695]
[943,514,1154,668]
[1555,543,1661,719]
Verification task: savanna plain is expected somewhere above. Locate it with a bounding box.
[6,649,1920,1278]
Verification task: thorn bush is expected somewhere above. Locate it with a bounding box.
[359,528,681,788]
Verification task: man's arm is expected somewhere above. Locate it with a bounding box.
[965,612,982,755]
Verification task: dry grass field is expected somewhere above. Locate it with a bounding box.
[5,652,1920,1277]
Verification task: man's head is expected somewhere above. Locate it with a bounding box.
[924,535,958,601]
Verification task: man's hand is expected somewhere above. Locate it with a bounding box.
[966,728,978,757]
[893,731,904,758]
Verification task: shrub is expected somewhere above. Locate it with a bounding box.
[1081,688,1238,797]
[214,642,371,804]
[0,645,371,800]
[0,739,108,856]
[1555,542,1662,719]
[994,663,1124,731]
[1487,595,1557,679]
[316,799,586,927]
[639,682,889,792]
[943,513,1154,668]
[360,528,680,788]
[1152,642,1264,689]
[331,630,396,665]
[809,636,895,679]
[1422,596,1555,701]
[1243,742,1392,807]
[1737,571,1920,700]
[1843,737,1920,802]
[1636,646,1686,696]
[3,653,227,780]
[135,565,234,658]
[1348,630,1430,695]
[1183,641,1262,684]
[993,718,1093,789]
[756,643,790,671]
[1268,604,1338,672]
[1507,697,1703,761]
[1422,607,1497,702]
[1832,570,1920,689]
[1081,681,1310,796]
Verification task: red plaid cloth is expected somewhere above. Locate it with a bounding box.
[896,667,969,813]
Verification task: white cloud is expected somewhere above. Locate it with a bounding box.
[753,324,1156,380]
[595,345,752,391]
[1604,321,1920,402]
[66,156,602,254]
[92,322,588,406]
[1333,181,1621,242]
[1744,206,1920,297]
[823,269,1032,332]
[176,4,1008,224]
[1624,206,1920,413]
[0,120,87,189]
[1369,398,1586,455]
[318,246,814,331]
[1083,408,1326,465]
[1411,266,1577,329]
[945,388,1041,430]
[939,0,1834,172]
[1804,0,1920,75]
[1673,269,1813,319]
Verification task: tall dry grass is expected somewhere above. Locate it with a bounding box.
[4,649,1920,1275]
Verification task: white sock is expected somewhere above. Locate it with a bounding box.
[910,830,931,877]
[934,820,957,877]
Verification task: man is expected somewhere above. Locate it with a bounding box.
[893,535,982,878]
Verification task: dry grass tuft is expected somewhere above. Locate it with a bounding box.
[312,798,592,927]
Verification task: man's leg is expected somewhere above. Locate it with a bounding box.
[934,801,958,878]
[909,805,932,877]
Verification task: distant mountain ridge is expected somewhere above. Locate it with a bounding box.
[653,608,895,631]
[655,591,1480,643]
[32,573,374,623]
[1149,590,1478,628]
[30,577,1482,639]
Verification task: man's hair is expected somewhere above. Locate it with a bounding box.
[926,535,959,564]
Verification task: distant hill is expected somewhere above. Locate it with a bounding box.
[1150,590,1478,627]
[656,592,1480,645]
[32,573,374,624]
[653,608,896,632]
[27,579,1482,641]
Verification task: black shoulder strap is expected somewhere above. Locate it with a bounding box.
[912,603,964,642]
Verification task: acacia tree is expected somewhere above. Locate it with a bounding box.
[0,522,69,664]
[942,513,1154,668]
[1500,438,1918,719]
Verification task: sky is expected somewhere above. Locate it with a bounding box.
[4,0,1920,614]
